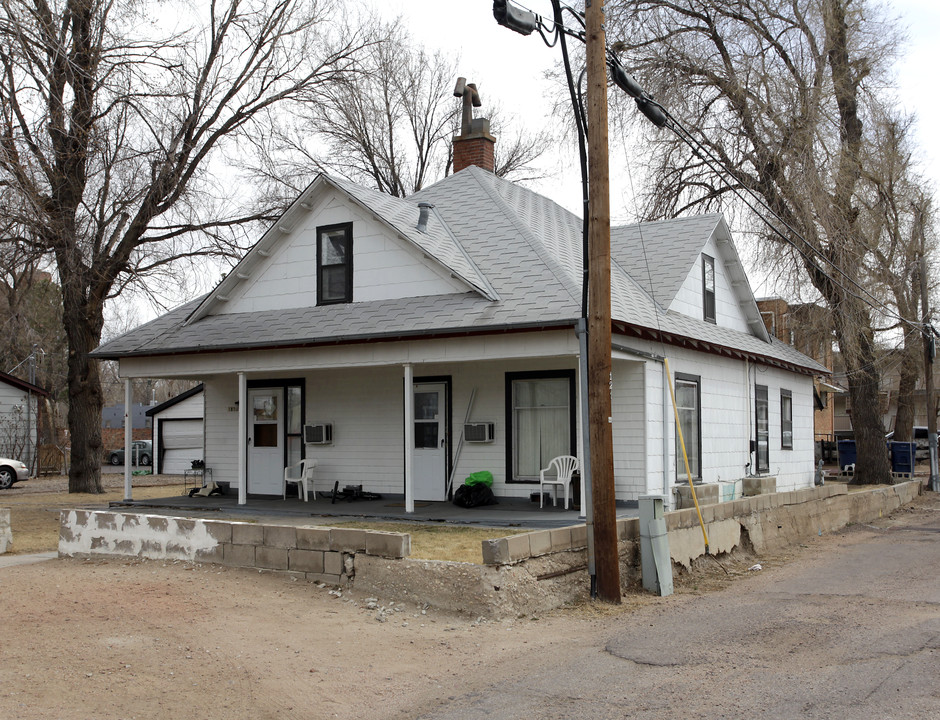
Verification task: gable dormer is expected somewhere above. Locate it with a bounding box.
[186,175,497,324]
[670,221,769,341]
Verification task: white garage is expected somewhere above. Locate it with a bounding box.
[147,385,204,475]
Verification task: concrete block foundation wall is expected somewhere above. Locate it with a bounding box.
[57,480,924,618]
[484,482,921,569]
[477,480,924,615]
[58,510,410,585]
[1,508,11,554]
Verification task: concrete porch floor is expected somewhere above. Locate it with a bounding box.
[110,488,640,530]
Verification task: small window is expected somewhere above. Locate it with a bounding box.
[703,254,716,323]
[755,385,769,472]
[317,223,352,304]
[781,389,793,449]
[675,373,702,481]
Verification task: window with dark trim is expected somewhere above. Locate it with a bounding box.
[703,254,716,323]
[317,223,353,304]
[505,370,576,483]
[755,384,769,472]
[675,373,702,481]
[781,389,793,450]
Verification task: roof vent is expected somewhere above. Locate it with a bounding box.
[417,202,435,233]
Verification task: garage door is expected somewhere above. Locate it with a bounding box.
[160,419,204,474]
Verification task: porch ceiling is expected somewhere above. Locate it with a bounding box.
[115,328,583,379]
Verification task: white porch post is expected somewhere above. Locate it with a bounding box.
[123,378,132,501]
[404,363,414,513]
[238,372,247,505]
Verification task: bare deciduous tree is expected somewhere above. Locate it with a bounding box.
[240,21,552,202]
[0,0,375,492]
[607,0,935,483]
[860,114,935,439]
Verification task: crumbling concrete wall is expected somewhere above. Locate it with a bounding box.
[57,481,924,619]
[471,480,924,616]
[59,510,409,585]
[1,508,11,554]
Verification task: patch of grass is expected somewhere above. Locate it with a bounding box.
[2,485,184,554]
[331,521,520,564]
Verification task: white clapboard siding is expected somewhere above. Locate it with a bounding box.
[670,235,753,334]
[219,191,468,316]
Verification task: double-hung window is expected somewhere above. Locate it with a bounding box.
[780,389,793,450]
[755,385,770,472]
[675,373,702,481]
[505,371,575,483]
[703,254,716,323]
[317,223,352,304]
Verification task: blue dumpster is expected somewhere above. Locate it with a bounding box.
[837,439,857,471]
[890,441,916,475]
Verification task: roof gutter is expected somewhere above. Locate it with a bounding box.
[90,319,581,361]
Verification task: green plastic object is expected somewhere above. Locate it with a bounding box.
[464,471,493,487]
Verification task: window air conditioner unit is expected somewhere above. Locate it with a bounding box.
[464,422,495,443]
[303,423,333,445]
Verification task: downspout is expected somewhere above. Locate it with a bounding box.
[662,362,670,503]
[745,359,752,472]
[576,320,594,587]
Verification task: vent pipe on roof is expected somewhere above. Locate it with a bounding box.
[417,202,434,233]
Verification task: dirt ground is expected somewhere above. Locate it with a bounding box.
[1,481,935,719]
[0,554,636,720]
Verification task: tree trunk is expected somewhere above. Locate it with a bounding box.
[63,292,105,494]
[832,298,891,484]
[892,342,920,441]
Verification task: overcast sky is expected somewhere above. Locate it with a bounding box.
[118,1,940,326]
[372,0,940,224]
[357,0,940,303]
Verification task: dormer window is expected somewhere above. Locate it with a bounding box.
[317,223,353,304]
[702,254,716,323]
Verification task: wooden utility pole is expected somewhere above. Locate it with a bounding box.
[585,0,621,603]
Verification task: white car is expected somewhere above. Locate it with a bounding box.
[0,457,30,489]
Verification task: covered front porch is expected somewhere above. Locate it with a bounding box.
[109,487,640,530]
[113,328,625,514]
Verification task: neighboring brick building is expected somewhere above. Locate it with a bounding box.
[757,298,842,443]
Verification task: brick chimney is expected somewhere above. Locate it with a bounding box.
[453,77,496,174]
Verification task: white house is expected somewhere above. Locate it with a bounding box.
[93,149,826,509]
[146,384,205,474]
[0,370,48,472]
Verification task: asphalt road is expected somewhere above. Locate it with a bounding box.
[411,496,940,720]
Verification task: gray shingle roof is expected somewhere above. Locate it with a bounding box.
[93,167,826,375]
[610,215,722,309]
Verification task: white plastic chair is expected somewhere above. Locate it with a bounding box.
[539,455,579,509]
[283,459,318,501]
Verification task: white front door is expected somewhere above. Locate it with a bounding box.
[248,388,284,495]
[413,383,447,501]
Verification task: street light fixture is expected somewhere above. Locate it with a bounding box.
[492,0,539,35]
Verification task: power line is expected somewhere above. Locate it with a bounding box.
[494,0,925,337]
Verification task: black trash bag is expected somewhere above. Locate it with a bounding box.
[453,483,498,508]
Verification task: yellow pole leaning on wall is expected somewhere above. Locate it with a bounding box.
[663,358,709,553]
